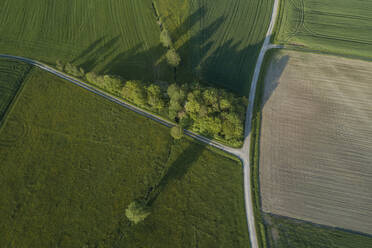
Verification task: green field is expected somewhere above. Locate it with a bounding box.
[0,0,273,95]
[156,0,274,94]
[273,0,372,57]
[266,215,372,248]
[0,0,172,82]
[0,58,31,121]
[0,68,250,247]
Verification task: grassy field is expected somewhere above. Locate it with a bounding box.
[156,0,274,95]
[273,0,372,58]
[0,68,250,247]
[0,0,273,96]
[259,50,372,235]
[265,215,372,248]
[0,0,173,82]
[0,58,31,122]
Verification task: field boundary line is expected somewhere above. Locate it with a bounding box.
[0,64,33,134]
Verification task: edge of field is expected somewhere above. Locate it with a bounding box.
[0,64,33,133]
[251,47,372,247]
[249,49,277,248]
[270,0,372,62]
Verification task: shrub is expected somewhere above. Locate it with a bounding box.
[56,60,64,71]
[166,49,181,67]
[64,62,85,78]
[160,28,173,48]
[170,125,184,139]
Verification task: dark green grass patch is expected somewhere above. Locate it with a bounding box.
[0,58,31,122]
[273,0,372,58]
[156,0,274,95]
[0,68,249,247]
[0,0,173,82]
[266,215,372,248]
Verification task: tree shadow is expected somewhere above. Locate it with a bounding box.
[69,4,290,140]
[71,36,121,72]
[260,54,289,108]
[146,142,205,206]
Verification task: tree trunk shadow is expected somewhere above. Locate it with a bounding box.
[146,141,205,206]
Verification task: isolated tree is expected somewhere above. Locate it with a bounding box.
[166,48,181,67]
[125,201,150,224]
[170,125,184,139]
[160,28,173,48]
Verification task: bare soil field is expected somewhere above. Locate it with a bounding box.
[259,50,372,235]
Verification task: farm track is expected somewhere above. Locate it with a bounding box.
[0,0,280,246]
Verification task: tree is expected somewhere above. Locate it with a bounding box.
[185,99,201,116]
[166,48,181,67]
[64,62,85,78]
[194,116,222,137]
[86,71,98,84]
[146,84,165,111]
[103,75,122,94]
[221,112,244,140]
[170,125,184,139]
[167,83,186,119]
[160,28,173,48]
[125,201,150,224]
[122,80,147,106]
[203,88,218,106]
[56,60,64,71]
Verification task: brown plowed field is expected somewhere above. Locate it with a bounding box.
[259,50,372,235]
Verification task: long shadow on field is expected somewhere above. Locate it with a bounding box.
[146,142,205,206]
[260,54,289,108]
[99,7,224,83]
[71,36,121,72]
[268,213,372,241]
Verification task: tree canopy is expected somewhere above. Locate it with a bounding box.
[125,201,150,224]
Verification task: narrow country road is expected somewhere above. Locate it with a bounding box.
[0,0,280,246]
[240,0,281,247]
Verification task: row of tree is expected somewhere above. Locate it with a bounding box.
[55,61,247,145]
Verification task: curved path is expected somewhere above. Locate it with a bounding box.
[0,1,280,246]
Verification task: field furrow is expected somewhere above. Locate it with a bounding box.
[259,50,372,235]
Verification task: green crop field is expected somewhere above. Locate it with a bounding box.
[0,0,273,96]
[273,0,372,57]
[265,215,372,248]
[0,58,31,121]
[0,68,250,247]
[0,0,173,82]
[156,0,274,94]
